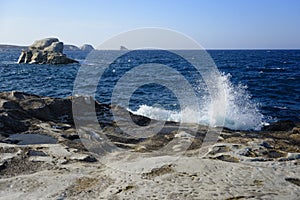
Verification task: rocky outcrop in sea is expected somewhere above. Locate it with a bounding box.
[0,91,299,199]
[17,38,79,65]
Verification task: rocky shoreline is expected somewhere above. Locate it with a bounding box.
[0,91,299,199]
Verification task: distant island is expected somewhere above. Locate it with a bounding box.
[120,45,129,50]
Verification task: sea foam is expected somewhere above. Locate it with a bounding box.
[130,73,264,131]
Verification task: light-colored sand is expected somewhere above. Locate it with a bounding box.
[0,143,299,200]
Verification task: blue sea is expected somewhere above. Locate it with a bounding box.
[0,48,299,130]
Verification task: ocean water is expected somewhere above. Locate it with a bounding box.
[0,48,299,130]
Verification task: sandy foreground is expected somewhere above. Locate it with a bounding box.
[0,142,299,200]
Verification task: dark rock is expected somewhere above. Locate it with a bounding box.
[213,155,239,163]
[285,178,300,186]
[62,134,80,141]
[21,97,73,123]
[262,120,296,131]
[17,38,78,65]
[27,150,47,156]
[0,113,28,134]
[260,141,273,149]
[6,134,57,145]
[0,99,21,110]
[249,158,273,162]
[240,147,256,157]
[81,155,97,162]
[0,161,8,171]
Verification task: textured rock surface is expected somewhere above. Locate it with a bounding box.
[17,38,78,65]
[0,91,299,199]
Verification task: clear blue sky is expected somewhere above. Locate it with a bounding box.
[0,0,300,49]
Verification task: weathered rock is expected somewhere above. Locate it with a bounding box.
[17,38,78,65]
[0,91,300,164]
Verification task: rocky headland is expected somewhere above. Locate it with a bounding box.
[0,91,299,199]
[17,38,79,65]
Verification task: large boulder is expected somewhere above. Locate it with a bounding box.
[17,38,78,65]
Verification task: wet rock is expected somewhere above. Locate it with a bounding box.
[27,150,47,156]
[262,120,296,131]
[6,134,57,145]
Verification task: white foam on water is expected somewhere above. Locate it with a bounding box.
[129,73,264,131]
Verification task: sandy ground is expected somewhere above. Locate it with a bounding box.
[0,142,299,200]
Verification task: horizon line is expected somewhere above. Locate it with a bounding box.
[0,43,300,50]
